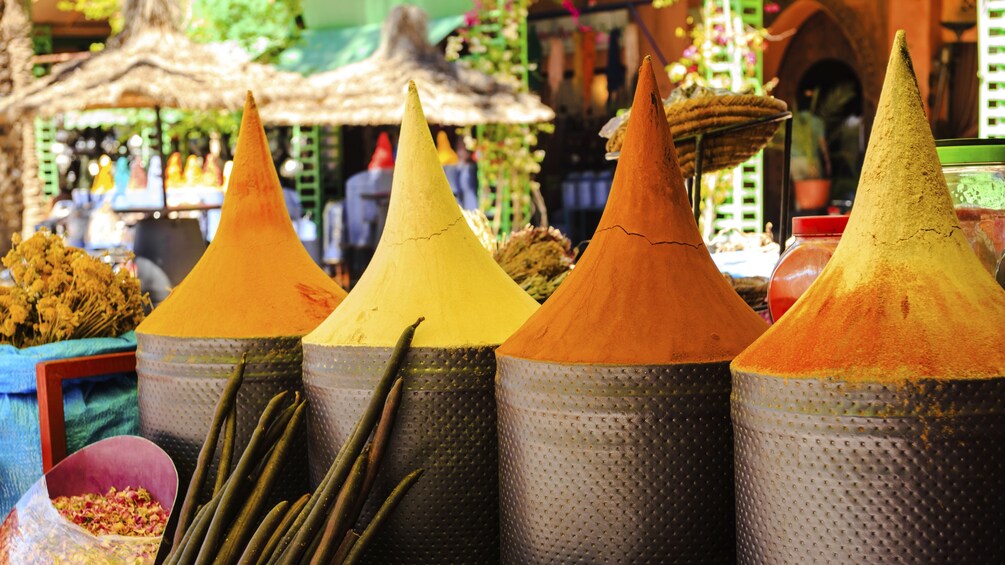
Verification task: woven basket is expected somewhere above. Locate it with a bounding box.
[606,94,787,177]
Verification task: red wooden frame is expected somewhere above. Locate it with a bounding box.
[35,351,137,473]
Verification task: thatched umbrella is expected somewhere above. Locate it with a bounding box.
[0,0,313,207]
[260,5,555,126]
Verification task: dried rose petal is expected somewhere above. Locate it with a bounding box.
[51,486,168,538]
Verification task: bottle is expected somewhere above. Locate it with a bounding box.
[767,215,849,321]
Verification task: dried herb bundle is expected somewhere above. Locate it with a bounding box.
[0,231,149,347]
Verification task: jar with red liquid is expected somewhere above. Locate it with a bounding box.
[767,215,849,321]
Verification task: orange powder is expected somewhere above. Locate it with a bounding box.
[498,57,768,365]
[733,31,1005,382]
[137,93,346,338]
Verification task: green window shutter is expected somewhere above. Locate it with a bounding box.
[705,0,765,233]
[34,117,59,197]
[292,125,323,229]
[979,0,1005,137]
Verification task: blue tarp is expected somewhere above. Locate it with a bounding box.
[0,333,139,516]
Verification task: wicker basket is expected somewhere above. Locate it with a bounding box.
[606,94,787,177]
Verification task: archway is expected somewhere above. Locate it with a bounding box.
[796,59,864,204]
[762,2,879,235]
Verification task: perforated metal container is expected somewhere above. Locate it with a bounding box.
[732,370,1005,564]
[497,356,736,564]
[303,344,499,564]
[136,334,308,504]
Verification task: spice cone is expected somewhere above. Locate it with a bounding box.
[733,30,1005,381]
[731,33,1005,564]
[496,57,761,564]
[138,92,346,338]
[300,83,537,563]
[498,57,766,366]
[304,82,538,348]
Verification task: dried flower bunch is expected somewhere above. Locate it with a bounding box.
[52,487,168,538]
[0,231,149,348]
[494,225,576,302]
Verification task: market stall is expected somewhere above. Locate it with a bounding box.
[261,5,555,271]
[0,0,318,285]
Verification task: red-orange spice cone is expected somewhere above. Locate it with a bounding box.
[731,31,1005,564]
[136,92,346,504]
[495,57,767,563]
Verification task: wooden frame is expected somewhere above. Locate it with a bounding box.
[35,351,137,473]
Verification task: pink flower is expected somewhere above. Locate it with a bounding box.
[765,2,781,14]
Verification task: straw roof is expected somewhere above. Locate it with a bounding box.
[260,5,555,126]
[0,0,311,117]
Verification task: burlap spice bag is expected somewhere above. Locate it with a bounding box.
[302,83,539,564]
[136,93,346,505]
[731,32,1005,564]
[495,57,767,564]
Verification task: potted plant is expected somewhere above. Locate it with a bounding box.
[790,99,832,210]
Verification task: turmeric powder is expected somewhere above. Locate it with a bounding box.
[138,92,346,338]
[304,82,538,348]
[498,56,767,365]
[733,31,1005,381]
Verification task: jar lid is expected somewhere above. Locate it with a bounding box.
[792,215,849,235]
[935,138,1005,165]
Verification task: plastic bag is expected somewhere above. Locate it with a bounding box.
[0,478,160,564]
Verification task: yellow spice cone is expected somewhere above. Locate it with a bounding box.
[139,92,346,338]
[733,30,1005,381]
[305,82,539,348]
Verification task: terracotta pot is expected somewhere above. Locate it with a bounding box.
[794,179,831,210]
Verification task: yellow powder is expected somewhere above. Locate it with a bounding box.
[733,31,1005,381]
[138,92,346,338]
[304,83,539,348]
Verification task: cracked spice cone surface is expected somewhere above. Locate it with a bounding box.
[497,57,767,365]
[138,93,346,338]
[733,31,1005,382]
[304,82,539,348]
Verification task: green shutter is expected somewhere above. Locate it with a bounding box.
[292,125,323,229]
[979,0,1005,137]
[34,117,59,197]
[704,0,765,233]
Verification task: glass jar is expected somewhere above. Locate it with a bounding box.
[936,139,1005,275]
[767,215,849,322]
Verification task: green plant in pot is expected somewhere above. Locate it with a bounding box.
[790,84,860,210]
[790,101,832,210]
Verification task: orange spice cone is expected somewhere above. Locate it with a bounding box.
[731,31,1005,563]
[136,92,346,505]
[301,82,538,562]
[496,57,766,564]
